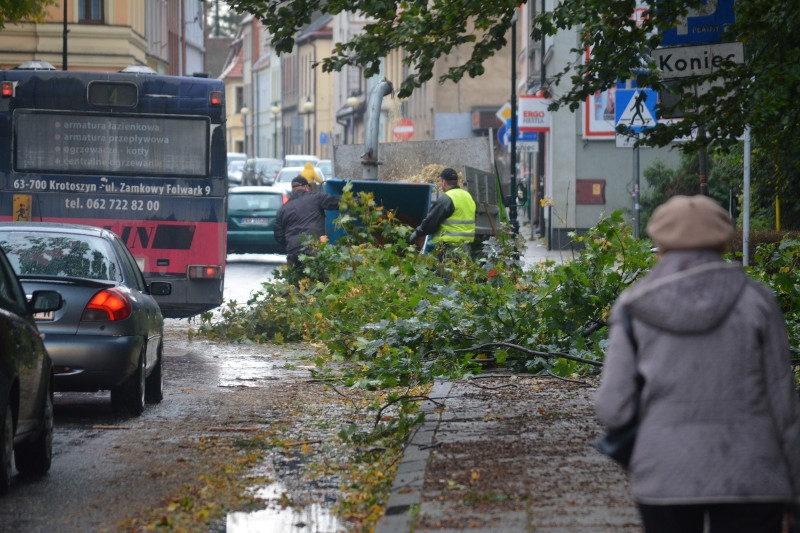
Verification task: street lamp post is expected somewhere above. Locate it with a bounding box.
[270,104,281,159]
[301,96,314,154]
[240,106,250,157]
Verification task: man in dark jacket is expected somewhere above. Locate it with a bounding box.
[274,176,341,280]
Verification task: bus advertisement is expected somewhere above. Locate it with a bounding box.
[0,65,228,318]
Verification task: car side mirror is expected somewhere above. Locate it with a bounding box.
[149,281,172,296]
[30,290,63,313]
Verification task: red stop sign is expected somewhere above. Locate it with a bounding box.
[392,118,415,141]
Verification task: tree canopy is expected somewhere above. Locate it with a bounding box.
[226,1,795,148]
[0,0,55,30]
[227,0,800,214]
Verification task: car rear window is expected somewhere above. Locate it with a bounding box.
[0,232,120,281]
[229,193,283,211]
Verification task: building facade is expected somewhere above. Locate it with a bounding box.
[0,0,205,75]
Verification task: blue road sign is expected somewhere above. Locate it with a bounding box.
[659,0,736,47]
[499,119,538,146]
[320,131,328,145]
[615,89,658,133]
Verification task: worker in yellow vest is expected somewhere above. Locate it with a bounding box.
[409,167,476,256]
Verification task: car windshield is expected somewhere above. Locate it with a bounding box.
[229,193,284,211]
[228,161,245,173]
[0,232,120,281]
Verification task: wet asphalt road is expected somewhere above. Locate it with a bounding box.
[0,256,285,533]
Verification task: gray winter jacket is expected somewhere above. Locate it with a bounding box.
[595,250,800,505]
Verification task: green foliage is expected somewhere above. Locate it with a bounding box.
[640,151,734,231]
[0,0,55,30]
[199,204,654,389]
[227,0,800,161]
[200,200,800,449]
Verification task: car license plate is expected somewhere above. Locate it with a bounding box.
[34,311,54,321]
[241,217,270,225]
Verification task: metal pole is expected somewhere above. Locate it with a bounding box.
[509,9,519,235]
[698,126,708,196]
[633,133,640,238]
[62,0,68,71]
[243,115,248,157]
[743,125,751,266]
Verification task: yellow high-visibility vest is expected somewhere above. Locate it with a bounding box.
[434,188,476,244]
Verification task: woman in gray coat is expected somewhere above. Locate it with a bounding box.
[596,195,800,533]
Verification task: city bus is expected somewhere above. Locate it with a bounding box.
[0,63,228,318]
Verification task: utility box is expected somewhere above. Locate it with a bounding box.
[323,179,434,242]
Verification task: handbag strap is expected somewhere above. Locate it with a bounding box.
[620,307,645,390]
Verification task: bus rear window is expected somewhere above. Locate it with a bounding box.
[88,81,138,107]
[14,110,209,177]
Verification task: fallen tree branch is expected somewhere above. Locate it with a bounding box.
[205,427,261,432]
[447,342,604,368]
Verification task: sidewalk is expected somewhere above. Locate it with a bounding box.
[374,238,642,533]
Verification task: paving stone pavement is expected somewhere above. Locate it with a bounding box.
[374,237,643,533]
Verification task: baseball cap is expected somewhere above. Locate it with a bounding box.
[440,168,458,181]
[291,176,309,188]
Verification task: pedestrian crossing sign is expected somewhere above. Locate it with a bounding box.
[615,89,658,132]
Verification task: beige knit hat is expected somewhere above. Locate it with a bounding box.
[646,195,734,252]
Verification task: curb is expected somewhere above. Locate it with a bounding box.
[373,379,452,533]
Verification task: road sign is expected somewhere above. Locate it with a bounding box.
[499,120,539,148]
[392,118,414,141]
[496,102,512,122]
[615,89,658,133]
[651,42,744,79]
[320,131,328,145]
[659,0,736,47]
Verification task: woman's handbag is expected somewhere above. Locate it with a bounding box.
[595,308,642,469]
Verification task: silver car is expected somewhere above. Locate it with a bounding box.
[0,223,171,416]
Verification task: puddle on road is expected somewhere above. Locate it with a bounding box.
[226,480,345,533]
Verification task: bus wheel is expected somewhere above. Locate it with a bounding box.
[111,353,146,416]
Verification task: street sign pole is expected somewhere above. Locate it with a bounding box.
[508,9,519,235]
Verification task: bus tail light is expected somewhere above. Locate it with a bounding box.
[188,265,223,280]
[82,288,132,321]
[209,91,223,106]
[1,81,15,98]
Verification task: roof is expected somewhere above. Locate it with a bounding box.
[218,43,243,80]
[296,14,334,44]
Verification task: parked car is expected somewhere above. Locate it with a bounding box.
[273,166,326,194]
[227,159,245,188]
[0,246,62,494]
[0,223,172,416]
[226,186,289,255]
[241,158,283,186]
[284,154,320,168]
[317,159,332,179]
[227,152,247,187]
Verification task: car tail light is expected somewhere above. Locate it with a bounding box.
[82,288,132,321]
[281,193,289,204]
[188,265,223,279]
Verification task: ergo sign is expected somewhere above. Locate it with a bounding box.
[518,95,551,133]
